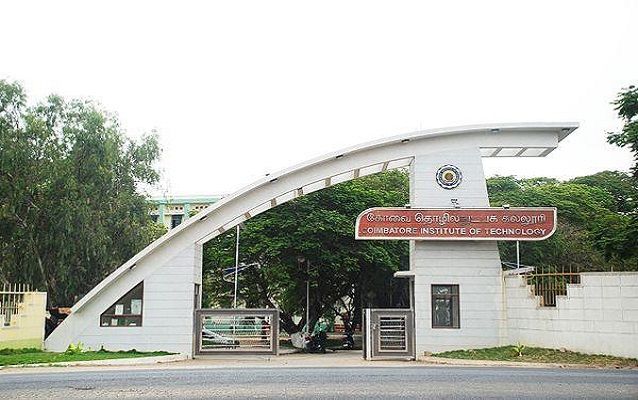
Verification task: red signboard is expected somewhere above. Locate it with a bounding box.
[355,207,556,241]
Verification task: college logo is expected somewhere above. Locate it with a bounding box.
[436,164,462,189]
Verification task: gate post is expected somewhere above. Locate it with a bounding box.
[364,309,415,360]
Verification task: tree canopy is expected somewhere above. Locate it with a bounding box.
[488,173,638,271]
[0,80,165,306]
[607,85,638,178]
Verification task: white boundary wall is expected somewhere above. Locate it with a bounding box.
[505,272,638,359]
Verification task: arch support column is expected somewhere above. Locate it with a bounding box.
[409,147,505,358]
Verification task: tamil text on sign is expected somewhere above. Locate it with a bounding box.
[355,207,556,241]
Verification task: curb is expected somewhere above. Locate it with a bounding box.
[420,356,636,370]
[0,353,188,370]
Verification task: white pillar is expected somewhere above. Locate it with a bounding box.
[410,147,504,358]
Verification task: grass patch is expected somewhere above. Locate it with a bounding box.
[434,346,638,368]
[0,347,172,367]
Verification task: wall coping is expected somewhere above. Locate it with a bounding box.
[579,271,638,276]
[504,271,638,279]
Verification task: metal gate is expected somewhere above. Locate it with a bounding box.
[194,309,279,355]
[364,308,415,360]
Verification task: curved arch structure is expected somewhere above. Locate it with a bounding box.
[45,122,577,354]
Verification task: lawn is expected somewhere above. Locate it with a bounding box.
[434,346,638,368]
[0,347,172,367]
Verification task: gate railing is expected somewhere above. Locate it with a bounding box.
[1,284,31,327]
[194,308,279,355]
[524,266,580,307]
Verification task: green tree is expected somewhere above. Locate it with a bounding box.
[570,171,638,214]
[487,175,637,271]
[0,80,164,305]
[203,171,409,334]
[607,85,638,178]
[603,85,638,268]
[569,171,638,265]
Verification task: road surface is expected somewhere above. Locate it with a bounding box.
[1,366,636,399]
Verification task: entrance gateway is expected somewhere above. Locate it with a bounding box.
[45,123,577,359]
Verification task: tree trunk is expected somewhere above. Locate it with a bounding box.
[253,267,303,334]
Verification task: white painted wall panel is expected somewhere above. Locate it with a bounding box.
[410,148,505,358]
[46,244,201,355]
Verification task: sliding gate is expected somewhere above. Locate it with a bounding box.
[364,308,415,360]
[195,309,279,355]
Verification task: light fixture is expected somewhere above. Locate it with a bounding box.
[401,138,410,143]
[199,215,208,222]
[269,177,278,183]
[502,204,510,209]
[404,203,411,209]
[335,154,344,159]
[490,128,500,133]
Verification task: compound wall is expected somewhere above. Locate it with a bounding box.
[0,292,47,349]
[505,272,638,359]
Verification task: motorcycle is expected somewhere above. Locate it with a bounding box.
[303,331,327,353]
[342,330,355,350]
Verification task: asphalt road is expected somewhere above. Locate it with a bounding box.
[1,366,637,399]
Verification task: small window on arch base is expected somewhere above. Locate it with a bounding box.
[100,282,144,327]
[431,284,460,329]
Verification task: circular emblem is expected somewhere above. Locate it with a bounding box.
[436,165,462,189]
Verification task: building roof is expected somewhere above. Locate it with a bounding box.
[148,195,224,204]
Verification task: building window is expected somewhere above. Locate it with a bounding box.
[431,284,459,329]
[171,214,183,228]
[100,282,144,327]
[150,214,159,223]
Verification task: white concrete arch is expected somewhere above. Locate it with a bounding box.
[45,122,577,354]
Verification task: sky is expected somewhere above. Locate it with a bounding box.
[2,1,637,196]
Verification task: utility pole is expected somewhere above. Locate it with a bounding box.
[233,225,240,309]
[306,259,310,334]
[298,256,311,334]
[516,240,520,269]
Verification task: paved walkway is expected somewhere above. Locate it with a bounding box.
[3,350,632,376]
[1,351,398,374]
